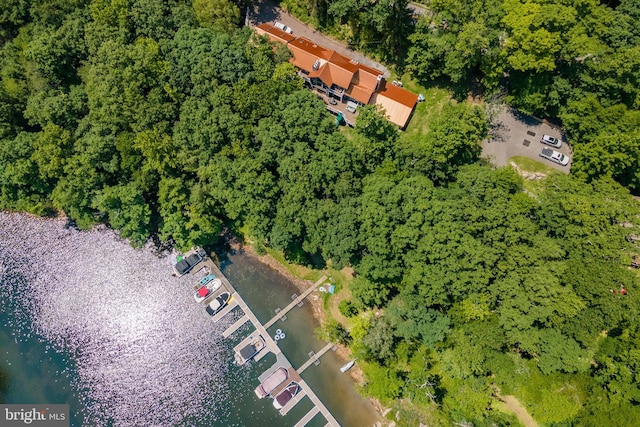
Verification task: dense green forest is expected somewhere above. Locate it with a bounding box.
[1,0,640,425]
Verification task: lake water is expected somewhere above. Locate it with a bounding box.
[0,212,379,426]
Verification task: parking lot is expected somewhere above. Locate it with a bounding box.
[482,106,572,173]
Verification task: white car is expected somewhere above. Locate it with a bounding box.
[540,148,570,166]
[540,134,561,148]
[274,21,293,34]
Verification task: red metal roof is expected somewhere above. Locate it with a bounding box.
[255,23,296,44]
[254,23,418,127]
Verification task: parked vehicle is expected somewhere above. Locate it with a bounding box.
[540,134,562,148]
[273,22,293,34]
[540,148,570,166]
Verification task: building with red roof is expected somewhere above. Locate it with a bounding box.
[255,23,418,129]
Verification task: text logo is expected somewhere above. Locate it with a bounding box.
[1,405,69,427]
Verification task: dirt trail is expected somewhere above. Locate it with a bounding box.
[499,395,539,427]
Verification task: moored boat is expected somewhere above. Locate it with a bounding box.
[273,382,300,409]
[173,247,206,276]
[194,277,222,303]
[205,291,231,316]
[254,367,289,399]
[340,359,356,373]
[234,335,266,365]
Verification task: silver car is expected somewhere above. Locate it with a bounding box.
[540,134,561,148]
[540,148,570,166]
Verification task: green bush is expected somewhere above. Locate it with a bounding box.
[338,299,359,317]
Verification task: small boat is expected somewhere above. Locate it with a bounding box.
[205,292,231,316]
[254,367,289,399]
[173,247,205,276]
[273,382,300,409]
[340,359,356,373]
[194,277,222,303]
[235,336,266,365]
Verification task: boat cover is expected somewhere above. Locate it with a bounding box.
[240,344,257,360]
[175,259,191,274]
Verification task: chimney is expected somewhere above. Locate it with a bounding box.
[375,75,383,91]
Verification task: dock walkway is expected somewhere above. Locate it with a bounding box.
[294,406,320,427]
[196,261,339,426]
[297,342,335,374]
[263,275,327,329]
[222,313,250,338]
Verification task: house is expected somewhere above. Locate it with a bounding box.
[255,23,418,129]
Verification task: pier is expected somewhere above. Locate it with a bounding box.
[189,257,339,426]
[263,275,327,329]
[294,406,320,427]
[222,313,250,338]
[297,342,336,374]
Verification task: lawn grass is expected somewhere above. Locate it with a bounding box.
[396,73,451,143]
[339,73,451,143]
[265,248,322,281]
[508,156,557,175]
[508,156,562,195]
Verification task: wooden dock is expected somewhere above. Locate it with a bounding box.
[195,261,339,426]
[222,313,250,338]
[294,406,320,427]
[263,275,327,329]
[297,342,336,374]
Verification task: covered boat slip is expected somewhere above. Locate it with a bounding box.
[233,333,267,364]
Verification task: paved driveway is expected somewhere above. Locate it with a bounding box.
[482,106,572,173]
[248,0,390,77]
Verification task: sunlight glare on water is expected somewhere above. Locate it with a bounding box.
[0,212,231,426]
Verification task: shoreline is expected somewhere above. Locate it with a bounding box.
[228,242,385,423]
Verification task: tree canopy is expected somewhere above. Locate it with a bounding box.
[1,0,640,425]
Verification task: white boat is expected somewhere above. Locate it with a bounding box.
[273,382,300,409]
[194,277,222,303]
[254,367,289,399]
[234,336,266,365]
[340,360,356,373]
